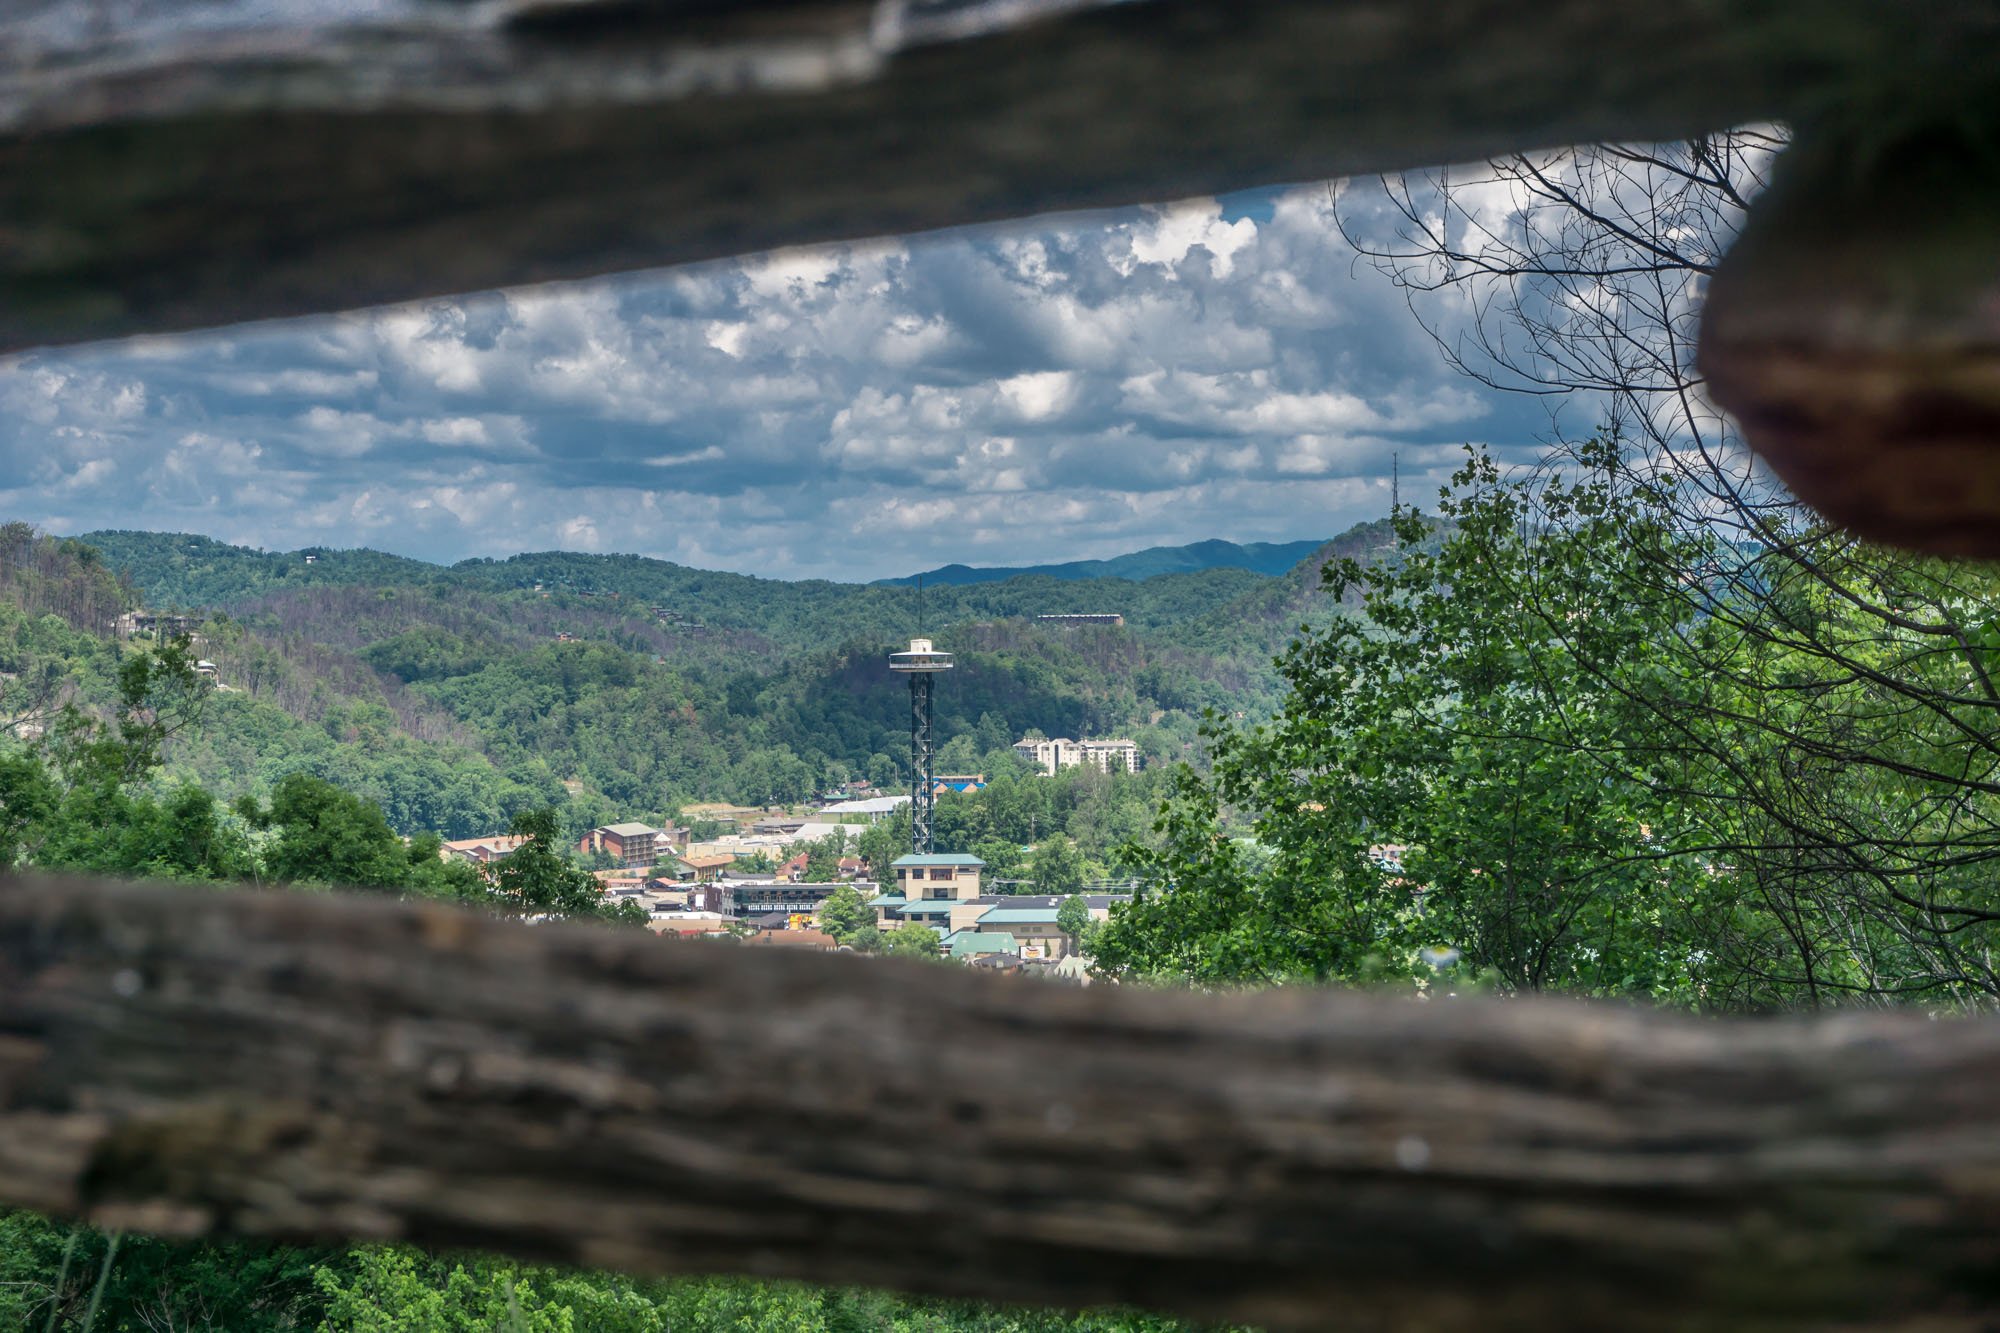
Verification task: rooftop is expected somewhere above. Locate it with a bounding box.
[822,795,912,815]
[979,907,1062,924]
[948,931,1017,957]
[892,853,985,868]
[602,821,659,837]
[966,894,1132,909]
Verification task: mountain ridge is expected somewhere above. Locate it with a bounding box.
[874,538,1329,587]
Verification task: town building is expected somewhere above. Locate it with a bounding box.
[112,610,202,640]
[675,852,736,882]
[440,835,530,865]
[966,905,1069,958]
[949,931,1017,961]
[1011,736,1141,775]
[820,794,912,823]
[872,852,985,926]
[939,893,1131,961]
[745,928,840,951]
[751,815,809,837]
[646,911,735,939]
[578,821,667,867]
[693,876,864,921]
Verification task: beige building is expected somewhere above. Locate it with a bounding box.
[873,853,985,927]
[1012,736,1140,775]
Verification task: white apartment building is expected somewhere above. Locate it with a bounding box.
[1012,735,1140,775]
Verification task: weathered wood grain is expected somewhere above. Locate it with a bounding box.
[4,0,1998,353]
[1699,118,2000,556]
[6,870,2000,1330]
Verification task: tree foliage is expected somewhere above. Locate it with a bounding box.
[1101,434,2000,1008]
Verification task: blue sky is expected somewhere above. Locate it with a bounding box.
[0,181,1562,583]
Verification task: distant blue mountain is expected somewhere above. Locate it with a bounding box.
[875,538,1329,587]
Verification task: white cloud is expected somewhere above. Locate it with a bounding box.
[1125,199,1258,278]
[419,416,490,446]
[0,181,1552,580]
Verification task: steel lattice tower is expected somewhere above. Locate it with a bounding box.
[888,638,953,855]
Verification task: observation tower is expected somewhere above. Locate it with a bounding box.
[888,637,953,856]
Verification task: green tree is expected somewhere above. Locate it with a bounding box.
[856,811,911,883]
[0,1211,332,1332]
[246,772,418,890]
[0,751,58,867]
[492,807,646,925]
[1099,444,1718,996]
[1029,835,1085,898]
[1101,437,2000,1010]
[818,882,877,945]
[800,827,848,882]
[1055,894,1095,956]
[315,1245,670,1333]
[880,920,943,960]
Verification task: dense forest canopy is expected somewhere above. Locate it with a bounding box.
[16,523,1398,836]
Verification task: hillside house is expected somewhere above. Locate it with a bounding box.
[1012,737,1140,776]
[112,611,202,640]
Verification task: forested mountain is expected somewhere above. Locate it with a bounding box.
[876,537,1329,587]
[33,521,1393,837]
[78,530,1279,644]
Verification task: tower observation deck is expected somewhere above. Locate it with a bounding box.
[888,638,953,856]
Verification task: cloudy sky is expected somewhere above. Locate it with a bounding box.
[0,182,1561,583]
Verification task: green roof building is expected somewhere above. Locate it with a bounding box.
[946,930,1017,959]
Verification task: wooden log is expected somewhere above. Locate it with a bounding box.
[6,871,2000,1330]
[1698,118,2000,557]
[4,0,1999,353]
